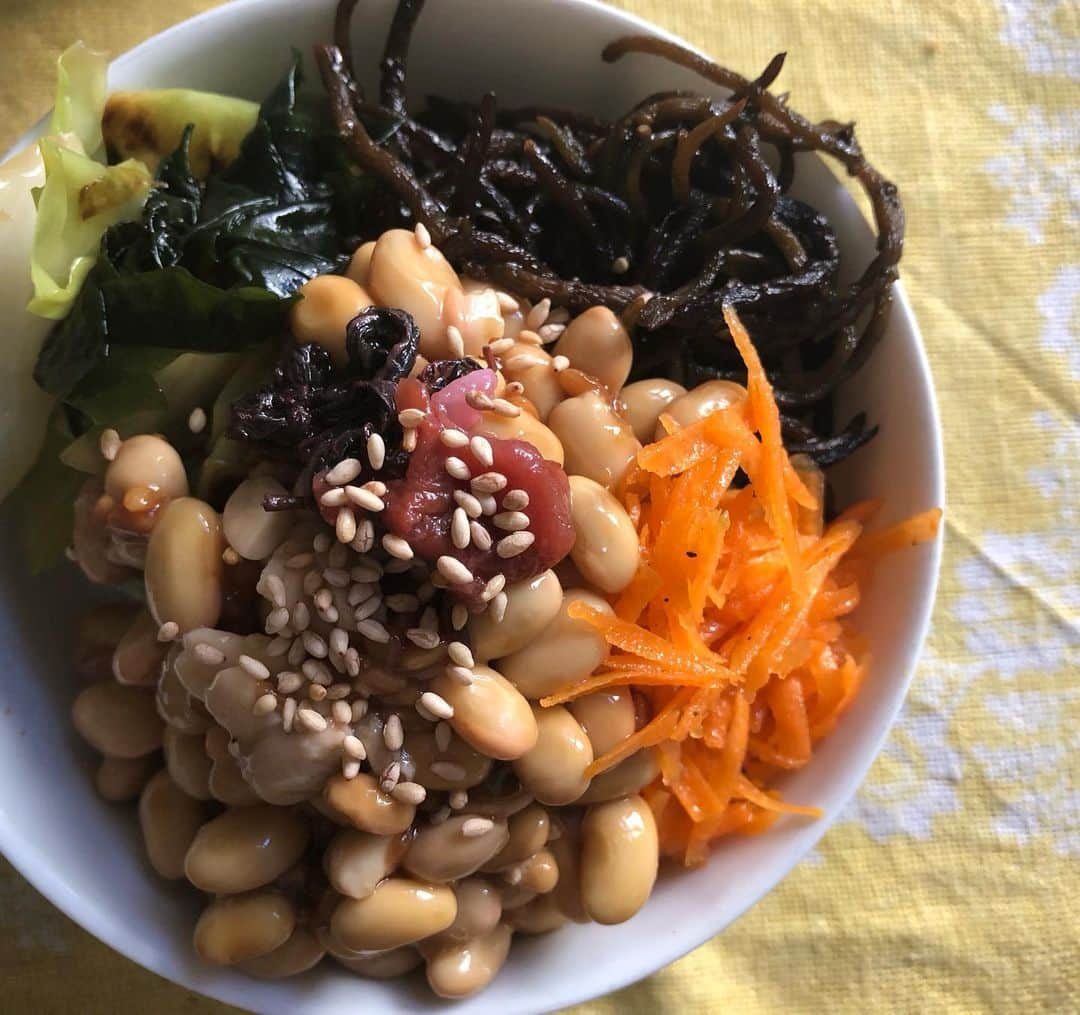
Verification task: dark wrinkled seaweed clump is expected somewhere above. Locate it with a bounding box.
[314,0,906,467]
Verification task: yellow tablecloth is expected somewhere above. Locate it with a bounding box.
[1,0,1077,1011]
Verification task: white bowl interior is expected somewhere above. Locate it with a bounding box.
[0,1,943,1012]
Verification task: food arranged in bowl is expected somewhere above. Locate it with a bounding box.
[1,0,939,1002]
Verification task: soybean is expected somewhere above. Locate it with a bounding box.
[334,946,422,979]
[512,706,593,806]
[73,681,163,759]
[222,477,296,561]
[482,803,549,871]
[429,665,538,761]
[657,379,747,440]
[237,927,326,979]
[575,749,659,804]
[425,923,513,1000]
[499,590,612,700]
[104,434,188,502]
[194,890,295,965]
[516,848,560,895]
[138,770,206,880]
[569,690,637,758]
[548,391,640,488]
[580,795,658,924]
[95,754,158,802]
[440,879,503,942]
[469,569,562,663]
[403,815,509,883]
[476,409,564,465]
[554,306,633,393]
[567,475,640,594]
[163,726,212,800]
[144,498,224,633]
[331,879,457,951]
[618,378,688,443]
[507,894,569,935]
[324,829,407,899]
[290,275,372,367]
[112,610,167,687]
[324,772,416,835]
[184,805,309,894]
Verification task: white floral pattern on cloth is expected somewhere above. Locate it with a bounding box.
[998,0,1080,80]
[984,105,1080,244]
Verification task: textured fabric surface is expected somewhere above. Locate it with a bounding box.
[1,0,1078,1012]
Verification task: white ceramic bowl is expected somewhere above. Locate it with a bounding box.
[0,1,944,1011]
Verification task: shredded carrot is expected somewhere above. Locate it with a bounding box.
[552,304,941,865]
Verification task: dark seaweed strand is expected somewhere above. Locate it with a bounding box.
[318,1,905,467]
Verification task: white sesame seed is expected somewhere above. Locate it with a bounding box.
[293,602,312,632]
[344,647,361,677]
[451,603,469,631]
[551,354,570,373]
[325,458,363,485]
[380,761,401,794]
[447,790,467,810]
[453,489,483,518]
[471,472,508,494]
[336,507,357,544]
[402,427,418,452]
[490,591,508,623]
[503,354,535,372]
[482,573,507,602]
[351,699,369,722]
[264,574,287,608]
[450,507,471,550]
[393,781,427,805]
[470,435,494,468]
[414,221,432,248]
[297,708,328,732]
[525,298,551,331]
[461,817,494,838]
[488,337,515,355]
[320,488,347,509]
[351,560,384,583]
[496,531,535,558]
[384,593,418,614]
[447,642,474,668]
[383,713,404,751]
[345,486,385,512]
[265,606,291,634]
[185,407,208,435]
[329,540,349,567]
[398,408,426,429]
[309,683,328,702]
[491,398,521,418]
[252,693,277,716]
[539,323,566,344]
[302,631,329,659]
[282,697,297,733]
[303,658,333,685]
[502,489,530,510]
[465,389,495,410]
[406,628,441,649]
[385,557,414,573]
[268,636,293,657]
[430,761,467,782]
[445,457,471,481]
[517,329,543,346]
[354,596,383,622]
[327,679,351,699]
[445,664,474,686]
[342,757,361,779]
[382,534,414,560]
[494,510,530,532]
[288,638,306,665]
[192,647,225,669]
[332,700,353,726]
[496,291,520,313]
[440,428,469,449]
[350,520,374,554]
[504,865,524,885]
[367,432,386,471]
[239,655,270,680]
[469,522,493,551]
[362,480,388,496]
[99,428,122,461]
[357,619,391,643]
[435,721,453,752]
[437,555,474,585]
[302,570,323,596]
[314,588,333,612]
[277,671,303,694]
[505,381,525,396]
[343,734,367,760]
[313,532,333,553]
[446,325,465,358]
[286,552,314,570]
[419,691,455,720]
[323,568,351,589]
[329,628,350,655]
[420,606,439,631]
[157,621,179,643]
[611,255,630,274]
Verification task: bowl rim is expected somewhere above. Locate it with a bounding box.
[0,0,945,1011]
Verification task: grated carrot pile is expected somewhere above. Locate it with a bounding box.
[542,306,941,866]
